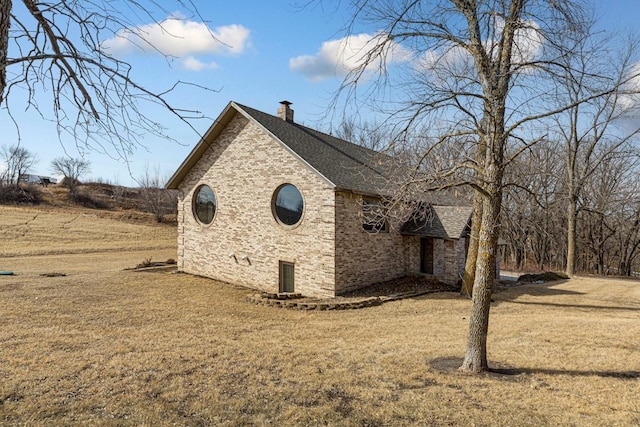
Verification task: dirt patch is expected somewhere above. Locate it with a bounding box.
[125,261,178,273]
[131,265,178,273]
[517,271,569,283]
[39,272,67,277]
[342,275,458,298]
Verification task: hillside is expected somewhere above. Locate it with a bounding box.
[0,204,176,258]
[0,181,177,223]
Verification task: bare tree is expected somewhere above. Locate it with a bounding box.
[330,0,640,372]
[578,151,628,274]
[615,197,640,276]
[500,137,640,277]
[334,117,391,152]
[549,26,640,276]
[50,156,91,193]
[502,140,566,271]
[1,144,38,187]
[138,164,175,222]
[1,1,215,159]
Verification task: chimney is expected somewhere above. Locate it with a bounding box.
[277,100,294,123]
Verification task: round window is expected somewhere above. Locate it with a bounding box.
[192,185,216,225]
[272,184,304,226]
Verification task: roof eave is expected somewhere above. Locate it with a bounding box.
[334,187,384,198]
[165,102,240,190]
[399,232,449,239]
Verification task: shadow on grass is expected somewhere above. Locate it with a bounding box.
[407,280,578,303]
[504,299,640,312]
[430,356,640,379]
[492,280,640,311]
[494,279,577,298]
[489,279,578,307]
[402,279,640,313]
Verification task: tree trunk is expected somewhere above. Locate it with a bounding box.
[566,198,577,276]
[460,191,501,373]
[461,114,488,298]
[0,0,10,104]
[461,191,483,297]
[515,246,523,270]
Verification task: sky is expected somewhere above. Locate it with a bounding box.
[2,0,640,187]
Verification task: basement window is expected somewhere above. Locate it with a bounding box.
[279,261,295,293]
[362,198,389,233]
[193,184,217,225]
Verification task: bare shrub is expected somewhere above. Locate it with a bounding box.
[70,190,110,210]
[0,185,42,204]
[136,258,154,269]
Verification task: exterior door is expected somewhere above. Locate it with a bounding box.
[279,261,295,293]
[420,237,434,274]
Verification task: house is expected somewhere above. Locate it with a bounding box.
[166,101,472,298]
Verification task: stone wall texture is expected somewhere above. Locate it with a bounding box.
[175,111,467,296]
[177,113,336,298]
[334,192,420,293]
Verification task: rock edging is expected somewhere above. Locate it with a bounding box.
[246,289,441,310]
[246,293,382,310]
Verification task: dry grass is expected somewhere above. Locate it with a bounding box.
[0,205,175,257]
[1,207,639,425]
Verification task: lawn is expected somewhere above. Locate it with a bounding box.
[1,206,639,426]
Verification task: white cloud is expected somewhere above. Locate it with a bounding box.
[289,33,410,82]
[418,45,473,76]
[418,18,544,77]
[613,62,640,133]
[182,56,219,71]
[618,63,640,109]
[511,20,544,66]
[102,17,250,58]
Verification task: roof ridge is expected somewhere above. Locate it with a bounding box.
[235,102,385,154]
[233,102,397,195]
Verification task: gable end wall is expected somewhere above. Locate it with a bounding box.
[176,114,336,297]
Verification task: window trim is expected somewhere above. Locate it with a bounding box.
[272,183,305,228]
[192,184,217,226]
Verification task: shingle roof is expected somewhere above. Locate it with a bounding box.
[167,101,470,223]
[167,101,473,236]
[401,205,472,239]
[166,101,400,195]
[235,103,397,196]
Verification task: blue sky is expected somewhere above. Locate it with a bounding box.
[2,0,640,186]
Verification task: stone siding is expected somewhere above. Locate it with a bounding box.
[434,238,467,285]
[435,238,467,285]
[334,192,413,294]
[176,114,336,298]
[443,240,456,283]
[174,111,469,296]
[456,237,467,280]
[405,235,421,277]
[433,239,445,276]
